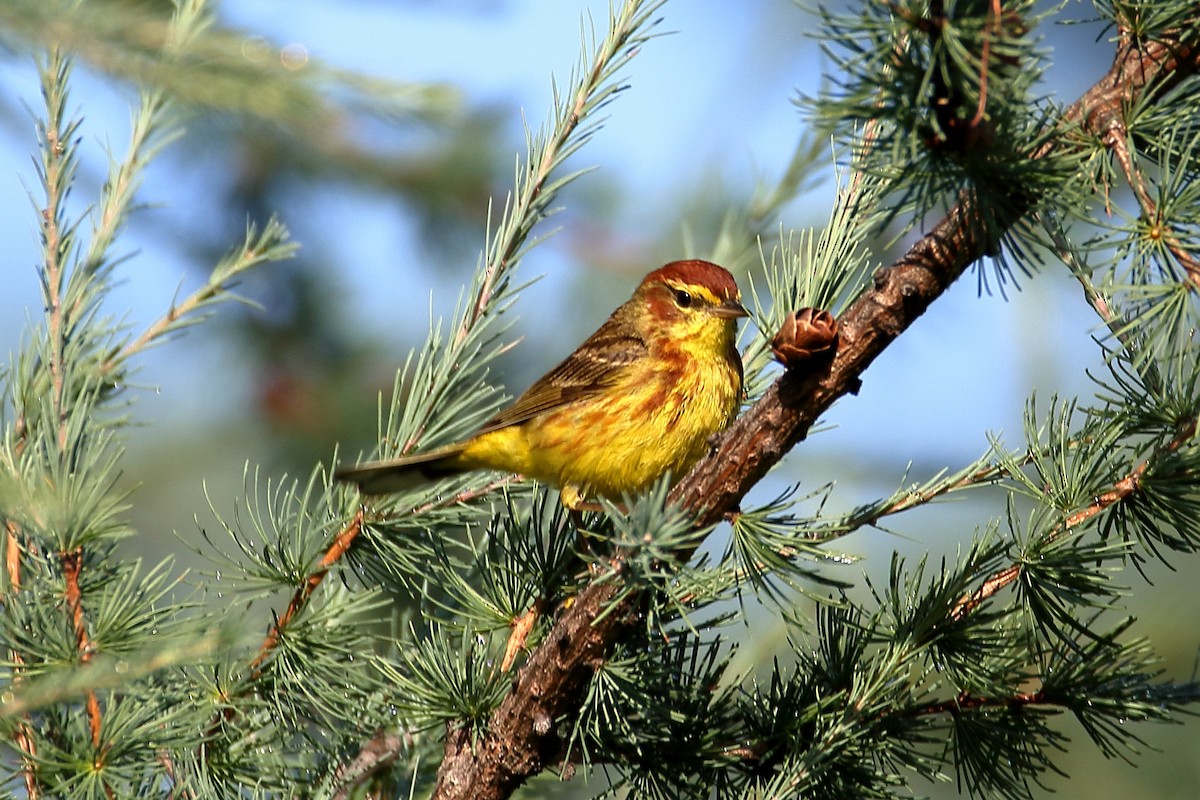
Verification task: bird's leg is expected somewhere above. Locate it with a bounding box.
[560,484,613,516]
[559,484,587,512]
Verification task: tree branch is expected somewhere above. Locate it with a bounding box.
[60,549,102,747]
[428,16,1200,800]
[329,728,413,800]
[60,547,115,799]
[6,521,40,800]
[247,508,364,678]
[912,688,1047,718]
[457,0,662,343]
[952,414,1198,619]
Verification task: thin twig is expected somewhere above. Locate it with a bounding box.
[40,56,70,454]
[673,460,1010,605]
[411,477,515,516]
[60,548,115,799]
[5,520,22,591]
[329,729,413,800]
[98,234,291,380]
[457,2,656,343]
[60,549,102,746]
[204,478,512,763]
[248,508,364,677]
[852,462,1007,527]
[718,687,1050,766]
[98,289,207,378]
[6,521,40,800]
[1100,116,1200,287]
[12,721,39,800]
[969,0,1002,131]
[1042,214,1131,334]
[951,415,1196,619]
[912,687,1047,717]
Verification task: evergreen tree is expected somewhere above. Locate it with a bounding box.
[3,1,1200,799]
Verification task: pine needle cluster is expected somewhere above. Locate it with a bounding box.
[3,0,1200,799]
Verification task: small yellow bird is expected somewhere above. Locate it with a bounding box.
[336,260,747,508]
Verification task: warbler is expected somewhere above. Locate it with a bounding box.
[336,259,747,508]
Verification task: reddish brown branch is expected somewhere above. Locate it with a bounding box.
[953,415,1197,619]
[914,688,1047,718]
[1100,120,1200,287]
[60,548,115,799]
[405,477,515,519]
[329,729,413,800]
[433,580,626,799]
[12,721,39,800]
[208,480,504,761]
[428,20,1200,800]
[969,0,1000,131]
[501,598,546,674]
[951,563,1022,622]
[202,509,366,762]
[60,549,102,749]
[247,508,364,677]
[7,522,39,800]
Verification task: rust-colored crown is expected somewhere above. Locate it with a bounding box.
[642,259,740,302]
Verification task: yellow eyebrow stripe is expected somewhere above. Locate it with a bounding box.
[664,281,724,306]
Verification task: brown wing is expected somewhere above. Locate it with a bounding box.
[474,319,646,435]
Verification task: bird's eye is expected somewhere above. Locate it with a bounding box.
[672,289,693,308]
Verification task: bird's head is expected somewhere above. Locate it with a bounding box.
[635,260,748,351]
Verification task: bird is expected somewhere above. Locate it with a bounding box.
[336,259,747,509]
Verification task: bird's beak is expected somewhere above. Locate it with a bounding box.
[710,299,749,320]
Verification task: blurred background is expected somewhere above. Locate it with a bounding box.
[1,1,1196,796]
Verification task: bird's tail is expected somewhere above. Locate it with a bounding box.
[335,443,470,495]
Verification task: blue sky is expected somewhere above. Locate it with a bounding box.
[0,0,1108,528]
[1,2,819,407]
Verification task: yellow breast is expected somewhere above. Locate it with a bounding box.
[461,331,742,500]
